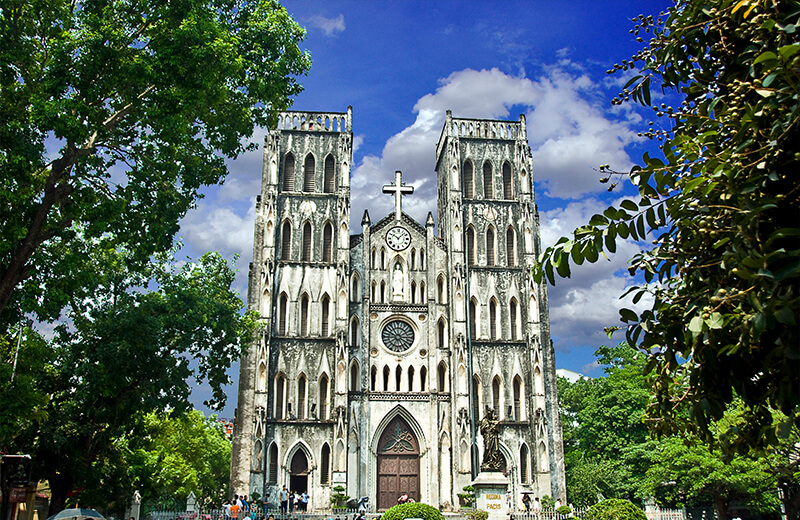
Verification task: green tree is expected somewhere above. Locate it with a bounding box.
[2,252,257,514]
[121,410,232,508]
[558,344,655,506]
[536,0,800,452]
[0,0,311,321]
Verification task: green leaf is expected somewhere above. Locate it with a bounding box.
[778,42,800,59]
[753,51,777,64]
[688,316,704,335]
[620,308,638,323]
[706,312,724,329]
[620,199,638,212]
[589,214,609,226]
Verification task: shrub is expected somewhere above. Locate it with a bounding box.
[381,503,444,520]
[584,499,647,520]
[330,485,349,509]
[556,505,572,516]
[457,485,476,508]
[465,510,488,520]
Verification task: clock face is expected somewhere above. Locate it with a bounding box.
[386,226,411,251]
[382,320,415,352]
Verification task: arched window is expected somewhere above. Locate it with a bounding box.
[395,365,402,391]
[320,444,330,484]
[282,153,295,192]
[275,373,286,419]
[469,298,478,338]
[268,443,278,483]
[492,376,501,416]
[513,376,522,421]
[321,294,330,336]
[502,162,513,199]
[438,318,446,349]
[278,293,288,335]
[380,281,386,303]
[351,274,360,303]
[420,366,427,391]
[319,373,329,420]
[381,248,386,269]
[371,248,377,269]
[323,222,333,262]
[520,444,529,483]
[464,160,474,198]
[438,362,447,392]
[324,155,335,193]
[466,227,476,266]
[420,282,425,302]
[408,366,415,392]
[350,316,360,346]
[371,366,377,391]
[281,221,291,261]
[350,362,360,392]
[297,374,307,419]
[489,298,498,340]
[258,362,267,392]
[472,376,482,422]
[437,275,446,303]
[300,293,310,336]
[487,226,496,266]
[303,154,315,192]
[383,366,390,392]
[420,249,425,269]
[302,222,312,261]
[506,227,516,267]
[510,298,519,341]
[411,281,417,304]
[410,248,416,270]
[483,161,494,199]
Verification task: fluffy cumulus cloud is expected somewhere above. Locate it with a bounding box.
[308,14,345,36]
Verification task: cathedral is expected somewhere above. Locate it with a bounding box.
[230,107,566,511]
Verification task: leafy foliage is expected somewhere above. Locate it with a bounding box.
[381,503,444,520]
[584,499,647,520]
[464,509,488,520]
[535,0,800,452]
[1,252,257,514]
[0,0,311,322]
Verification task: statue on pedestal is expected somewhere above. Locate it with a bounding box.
[480,408,502,471]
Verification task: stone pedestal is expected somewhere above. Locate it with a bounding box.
[472,471,509,520]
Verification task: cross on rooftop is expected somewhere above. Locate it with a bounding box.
[382,170,414,221]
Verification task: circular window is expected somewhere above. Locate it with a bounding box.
[382,320,415,352]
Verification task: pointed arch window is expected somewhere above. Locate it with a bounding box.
[437,275,446,303]
[320,444,330,484]
[502,162,513,199]
[303,154,315,192]
[371,366,377,391]
[350,362,360,392]
[420,281,425,302]
[464,160,474,198]
[278,293,288,335]
[489,298,498,340]
[302,222,312,261]
[282,153,295,192]
[492,376,501,416]
[408,366,415,392]
[324,155,335,193]
[268,443,278,483]
[275,373,286,419]
[520,444,529,483]
[281,221,291,261]
[371,248,377,269]
[319,373,329,420]
[466,227,476,266]
[513,376,522,421]
[410,248,416,270]
[380,281,386,303]
[469,298,478,338]
[487,226,496,266]
[483,161,494,199]
[420,249,425,269]
[420,366,427,391]
[438,362,447,392]
[351,274,360,303]
[381,248,386,269]
[411,281,417,304]
[472,376,482,423]
[321,294,331,336]
[323,222,333,262]
[510,298,519,341]
[506,227,516,267]
[395,365,402,391]
[297,374,307,419]
[300,293,310,337]
[383,366,390,392]
[350,316,360,346]
[438,318,446,349]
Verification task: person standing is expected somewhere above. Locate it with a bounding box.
[522,494,531,513]
[533,497,541,515]
[301,491,309,512]
[279,486,289,513]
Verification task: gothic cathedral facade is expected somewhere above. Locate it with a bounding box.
[230,108,566,510]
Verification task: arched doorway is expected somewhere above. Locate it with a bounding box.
[377,416,420,510]
[289,449,309,494]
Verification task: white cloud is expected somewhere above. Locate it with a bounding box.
[308,14,345,36]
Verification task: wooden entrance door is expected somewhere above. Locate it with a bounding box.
[377,416,420,510]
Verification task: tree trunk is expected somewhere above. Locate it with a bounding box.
[713,492,729,520]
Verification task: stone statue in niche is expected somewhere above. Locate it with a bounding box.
[392,262,404,300]
[480,408,503,471]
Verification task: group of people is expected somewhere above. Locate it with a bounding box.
[520,494,563,515]
[222,494,252,519]
[278,485,309,513]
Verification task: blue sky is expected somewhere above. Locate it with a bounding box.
[184,0,673,416]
